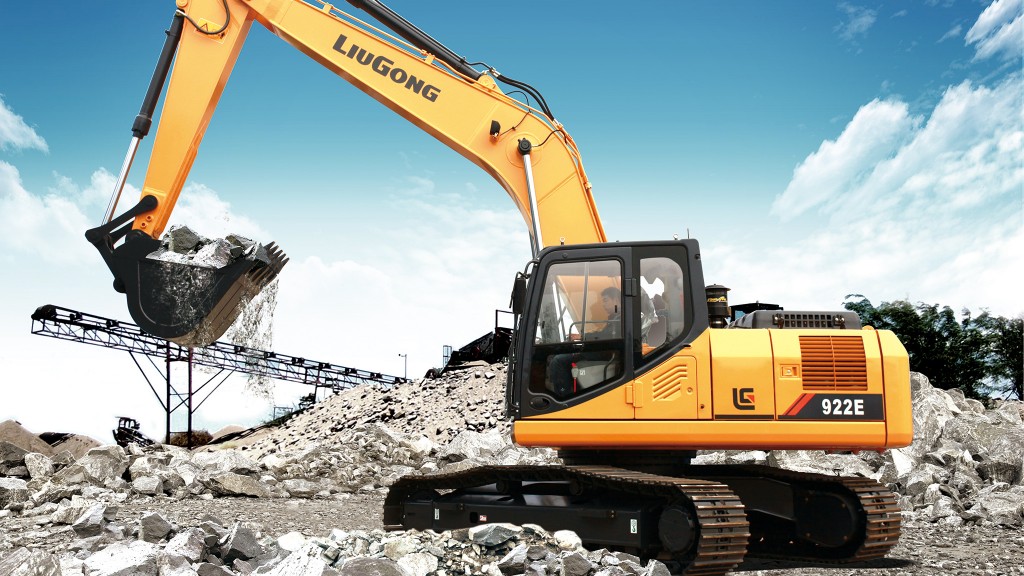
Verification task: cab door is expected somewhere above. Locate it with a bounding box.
[630,245,708,421]
[514,245,635,419]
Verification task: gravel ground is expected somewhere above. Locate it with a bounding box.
[9,494,1013,575]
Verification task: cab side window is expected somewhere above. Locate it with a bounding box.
[639,256,686,358]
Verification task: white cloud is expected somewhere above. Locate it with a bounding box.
[966,0,1024,60]
[722,73,1024,318]
[50,169,116,209]
[939,24,963,43]
[267,179,530,383]
[835,3,878,42]
[0,161,96,263]
[164,183,270,241]
[0,96,47,153]
[771,99,917,220]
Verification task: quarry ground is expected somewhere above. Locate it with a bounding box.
[106,495,1024,576]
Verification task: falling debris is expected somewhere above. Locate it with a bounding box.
[225,278,279,399]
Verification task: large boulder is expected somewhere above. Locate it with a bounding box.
[941,412,1024,485]
[0,547,61,576]
[0,441,28,476]
[0,477,30,508]
[23,452,55,479]
[967,484,1024,527]
[205,472,269,497]
[82,540,161,576]
[52,445,129,489]
[192,450,260,477]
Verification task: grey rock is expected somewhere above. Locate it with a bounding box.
[221,523,263,563]
[165,225,204,254]
[382,536,418,560]
[643,559,672,576]
[132,475,164,496]
[0,547,60,576]
[207,473,270,498]
[282,478,319,498]
[277,531,307,553]
[560,551,593,576]
[166,528,207,562]
[337,557,407,576]
[977,460,1022,485]
[32,482,80,506]
[553,530,582,550]
[0,477,30,508]
[157,554,199,576]
[139,511,173,542]
[83,540,160,576]
[71,503,107,538]
[194,239,235,269]
[396,552,437,576]
[261,542,338,576]
[0,441,28,467]
[197,564,235,576]
[469,523,522,547]
[437,429,507,462]
[497,543,528,575]
[52,446,129,489]
[23,453,54,479]
[193,451,261,476]
[50,497,95,525]
[969,484,1024,526]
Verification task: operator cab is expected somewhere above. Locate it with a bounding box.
[508,240,710,418]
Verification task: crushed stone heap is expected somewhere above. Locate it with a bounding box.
[2,370,1023,575]
[218,363,510,459]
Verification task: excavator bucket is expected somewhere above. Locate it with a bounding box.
[87,204,288,347]
[122,240,288,347]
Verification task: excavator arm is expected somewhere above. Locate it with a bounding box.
[87,0,607,346]
[139,0,607,246]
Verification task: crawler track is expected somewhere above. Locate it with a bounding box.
[385,463,902,573]
[685,465,902,565]
[384,464,750,575]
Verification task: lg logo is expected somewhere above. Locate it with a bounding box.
[732,387,756,410]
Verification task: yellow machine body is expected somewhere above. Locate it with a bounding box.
[514,327,912,451]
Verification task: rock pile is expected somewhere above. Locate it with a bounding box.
[2,369,1023,575]
[218,364,510,458]
[0,420,99,479]
[693,372,1024,526]
[1,502,671,576]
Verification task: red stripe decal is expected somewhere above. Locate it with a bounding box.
[785,393,815,416]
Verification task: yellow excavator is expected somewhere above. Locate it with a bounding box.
[85,1,913,573]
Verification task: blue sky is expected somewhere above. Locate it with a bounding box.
[1,0,1021,442]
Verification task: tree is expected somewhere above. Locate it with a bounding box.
[974,313,1024,400]
[843,295,1008,399]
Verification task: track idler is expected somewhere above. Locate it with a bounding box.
[86,195,288,347]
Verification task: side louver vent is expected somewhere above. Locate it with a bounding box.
[799,335,868,391]
[651,364,687,401]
